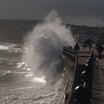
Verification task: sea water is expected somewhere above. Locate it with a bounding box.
[0,10,75,104]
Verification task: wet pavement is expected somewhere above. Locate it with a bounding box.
[79,46,104,104]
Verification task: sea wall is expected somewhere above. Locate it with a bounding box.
[62,47,77,104]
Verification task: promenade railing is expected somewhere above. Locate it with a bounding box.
[63,46,76,62]
[73,51,93,104]
[62,46,94,104]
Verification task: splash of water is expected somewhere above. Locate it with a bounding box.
[22,10,75,82]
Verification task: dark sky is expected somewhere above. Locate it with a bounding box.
[0,0,104,27]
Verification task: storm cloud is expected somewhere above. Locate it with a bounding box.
[0,0,104,27]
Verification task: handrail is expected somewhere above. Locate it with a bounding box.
[63,46,76,62]
[62,46,94,104]
[72,51,93,104]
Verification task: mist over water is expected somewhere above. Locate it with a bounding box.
[0,10,77,104]
[22,10,75,83]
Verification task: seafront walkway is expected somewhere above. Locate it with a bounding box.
[78,46,104,104]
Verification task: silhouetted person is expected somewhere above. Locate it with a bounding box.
[74,42,80,52]
[97,43,103,59]
[83,43,86,50]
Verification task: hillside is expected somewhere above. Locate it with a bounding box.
[0,19,104,43]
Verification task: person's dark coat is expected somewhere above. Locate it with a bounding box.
[97,44,103,59]
[74,43,80,51]
[97,44,103,53]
